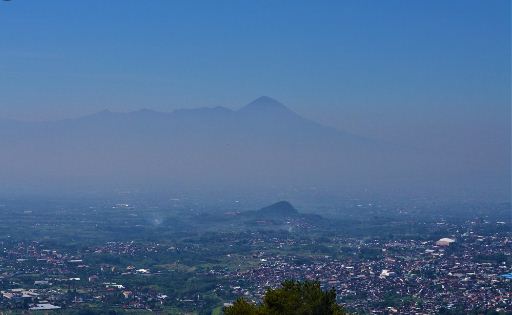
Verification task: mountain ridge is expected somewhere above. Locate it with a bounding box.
[0,96,444,195]
[34,96,295,123]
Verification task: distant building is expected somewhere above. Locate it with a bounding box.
[379,269,394,278]
[436,238,455,246]
[29,303,61,311]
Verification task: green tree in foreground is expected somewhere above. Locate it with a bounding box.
[224,280,347,315]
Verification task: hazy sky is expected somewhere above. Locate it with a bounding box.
[0,0,510,145]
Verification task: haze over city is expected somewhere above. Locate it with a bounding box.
[0,2,510,314]
[1,1,510,201]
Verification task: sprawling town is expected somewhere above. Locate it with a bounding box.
[0,198,510,314]
[223,227,511,314]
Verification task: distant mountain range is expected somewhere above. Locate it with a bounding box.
[0,96,484,196]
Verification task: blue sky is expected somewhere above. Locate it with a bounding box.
[0,0,509,147]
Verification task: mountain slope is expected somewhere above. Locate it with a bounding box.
[0,96,439,194]
[257,201,299,218]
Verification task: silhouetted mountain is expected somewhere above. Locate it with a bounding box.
[258,201,299,217]
[0,96,449,195]
[238,201,325,227]
[239,96,294,115]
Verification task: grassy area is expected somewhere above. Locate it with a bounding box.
[211,305,223,315]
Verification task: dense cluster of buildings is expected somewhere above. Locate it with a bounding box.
[0,241,168,312]
[0,219,509,313]
[220,223,511,313]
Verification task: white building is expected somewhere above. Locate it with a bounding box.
[436,238,455,246]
